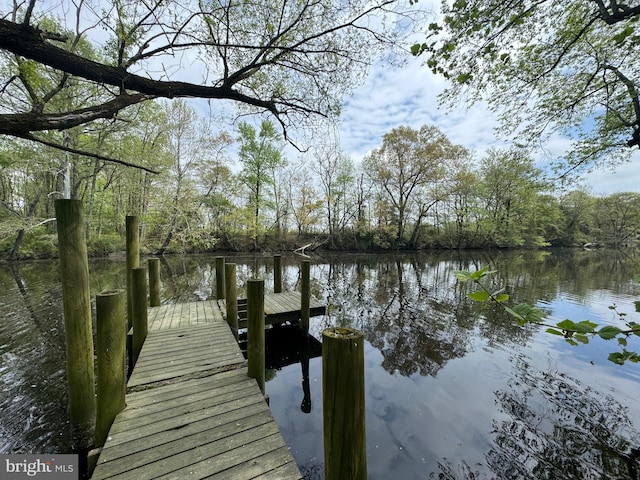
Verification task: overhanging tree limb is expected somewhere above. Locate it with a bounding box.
[17,133,161,174]
[0,19,285,114]
[0,93,154,136]
[603,64,640,147]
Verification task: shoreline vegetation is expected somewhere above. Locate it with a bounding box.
[0,229,628,261]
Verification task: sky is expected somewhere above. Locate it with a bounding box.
[333,49,640,196]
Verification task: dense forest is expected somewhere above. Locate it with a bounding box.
[2,99,639,258]
[2,1,640,259]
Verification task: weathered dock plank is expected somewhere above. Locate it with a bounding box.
[93,298,304,480]
[128,324,245,390]
[93,369,298,479]
[147,301,226,331]
[217,291,326,327]
[263,292,326,323]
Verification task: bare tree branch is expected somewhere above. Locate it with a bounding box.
[0,19,284,113]
[18,133,161,173]
[592,0,640,24]
[0,92,154,135]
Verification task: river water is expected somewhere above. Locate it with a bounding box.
[1,250,639,479]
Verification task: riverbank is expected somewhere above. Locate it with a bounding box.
[2,228,615,261]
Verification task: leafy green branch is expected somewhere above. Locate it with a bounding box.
[454,267,640,365]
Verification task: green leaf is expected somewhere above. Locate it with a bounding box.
[566,338,578,346]
[618,338,628,347]
[468,290,490,302]
[410,43,421,56]
[612,25,635,44]
[573,320,597,334]
[608,352,626,365]
[453,0,468,8]
[453,270,471,282]
[494,293,509,303]
[504,306,525,323]
[456,73,473,83]
[607,349,639,365]
[556,319,576,331]
[510,303,545,324]
[468,266,495,281]
[546,328,564,336]
[525,308,546,324]
[597,325,623,340]
[574,334,589,344]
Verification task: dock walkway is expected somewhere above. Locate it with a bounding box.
[91,293,319,480]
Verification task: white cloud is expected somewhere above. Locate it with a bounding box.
[581,154,640,195]
[336,55,640,195]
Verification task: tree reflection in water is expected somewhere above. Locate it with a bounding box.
[326,257,533,377]
[489,356,640,479]
[431,355,640,479]
[3,250,639,477]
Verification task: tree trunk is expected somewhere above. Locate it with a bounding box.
[9,192,41,260]
[85,158,103,241]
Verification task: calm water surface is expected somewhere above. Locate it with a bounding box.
[1,250,639,479]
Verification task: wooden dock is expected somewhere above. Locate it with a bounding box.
[91,292,324,480]
[219,291,327,328]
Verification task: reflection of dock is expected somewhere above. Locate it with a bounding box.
[91,292,324,479]
[239,324,322,370]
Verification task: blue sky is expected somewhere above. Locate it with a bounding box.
[334,54,640,196]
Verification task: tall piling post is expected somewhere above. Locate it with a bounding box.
[247,279,265,394]
[215,256,226,299]
[131,266,148,364]
[322,327,367,480]
[148,257,161,307]
[225,263,239,341]
[274,254,282,293]
[301,260,310,333]
[55,199,96,453]
[95,289,126,448]
[126,216,140,330]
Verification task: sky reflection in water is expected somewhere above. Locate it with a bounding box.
[1,250,639,479]
[263,250,640,479]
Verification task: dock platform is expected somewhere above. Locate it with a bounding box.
[91,292,323,479]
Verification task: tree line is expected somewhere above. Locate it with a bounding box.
[2,99,638,258]
[2,1,640,259]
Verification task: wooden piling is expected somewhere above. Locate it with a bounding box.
[126,216,140,330]
[225,263,239,341]
[148,258,161,307]
[54,199,96,452]
[274,254,282,293]
[301,260,310,333]
[322,327,366,480]
[95,289,126,448]
[131,267,148,364]
[215,256,226,299]
[247,279,265,394]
